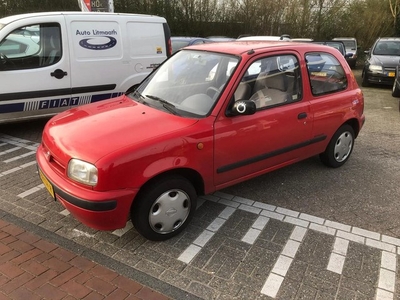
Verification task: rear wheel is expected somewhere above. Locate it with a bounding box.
[320,124,355,168]
[131,175,197,241]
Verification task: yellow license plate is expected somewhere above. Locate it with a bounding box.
[388,72,395,77]
[39,170,55,199]
[311,71,327,77]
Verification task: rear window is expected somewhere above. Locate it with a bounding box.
[342,40,356,49]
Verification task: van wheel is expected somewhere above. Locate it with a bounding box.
[392,79,400,97]
[131,176,197,241]
[320,124,355,168]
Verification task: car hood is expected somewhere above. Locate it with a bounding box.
[43,95,199,164]
[370,55,400,68]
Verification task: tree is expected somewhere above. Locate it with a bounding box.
[389,0,400,35]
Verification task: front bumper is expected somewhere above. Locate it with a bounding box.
[365,70,395,86]
[36,144,138,230]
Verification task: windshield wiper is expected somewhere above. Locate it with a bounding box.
[145,95,179,115]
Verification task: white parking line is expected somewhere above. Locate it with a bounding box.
[261,225,303,297]
[17,184,44,198]
[178,205,235,264]
[0,160,36,176]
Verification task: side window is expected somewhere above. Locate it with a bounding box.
[0,23,61,71]
[235,54,301,109]
[306,52,347,96]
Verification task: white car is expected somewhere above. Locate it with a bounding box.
[238,35,291,41]
[0,33,40,58]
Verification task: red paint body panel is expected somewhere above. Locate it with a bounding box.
[36,41,365,231]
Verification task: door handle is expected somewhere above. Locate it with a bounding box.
[298,112,307,119]
[51,69,68,79]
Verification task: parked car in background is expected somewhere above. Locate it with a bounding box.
[37,41,365,241]
[171,37,213,54]
[238,35,291,41]
[0,33,40,58]
[391,65,400,97]
[311,40,347,57]
[291,38,313,42]
[362,37,400,87]
[206,36,236,42]
[333,37,358,68]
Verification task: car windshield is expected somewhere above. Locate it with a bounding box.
[373,41,400,55]
[130,50,239,117]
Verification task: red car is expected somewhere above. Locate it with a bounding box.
[37,41,365,241]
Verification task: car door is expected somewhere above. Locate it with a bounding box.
[213,54,314,188]
[0,15,71,122]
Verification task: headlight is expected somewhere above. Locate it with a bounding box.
[67,159,98,186]
[369,64,382,72]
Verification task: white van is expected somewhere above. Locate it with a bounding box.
[0,12,171,123]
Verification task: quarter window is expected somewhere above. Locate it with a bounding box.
[306,52,347,96]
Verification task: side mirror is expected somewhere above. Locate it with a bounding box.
[229,100,256,116]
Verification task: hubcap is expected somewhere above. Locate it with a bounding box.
[334,131,353,162]
[149,189,190,234]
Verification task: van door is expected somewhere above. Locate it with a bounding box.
[0,16,71,123]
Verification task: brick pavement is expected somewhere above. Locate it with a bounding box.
[0,217,171,300]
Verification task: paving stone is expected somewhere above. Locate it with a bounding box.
[187,281,216,300]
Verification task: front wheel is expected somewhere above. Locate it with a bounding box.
[392,78,400,97]
[320,124,355,168]
[131,175,197,241]
[361,70,370,87]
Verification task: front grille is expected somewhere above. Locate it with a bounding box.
[43,143,66,176]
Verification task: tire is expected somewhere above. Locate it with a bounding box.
[320,124,355,168]
[131,175,197,241]
[361,70,370,87]
[392,79,400,97]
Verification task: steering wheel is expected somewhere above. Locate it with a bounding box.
[206,87,220,100]
[0,53,14,66]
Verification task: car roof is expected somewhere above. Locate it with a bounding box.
[311,40,346,55]
[0,11,166,25]
[171,37,209,41]
[377,37,400,41]
[291,38,313,42]
[333,37,356,40]
[182,40,341,56]
[238,35,291,41]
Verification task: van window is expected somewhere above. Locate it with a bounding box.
[0,23,61,70]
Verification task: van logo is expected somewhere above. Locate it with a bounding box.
[79,36,117,50]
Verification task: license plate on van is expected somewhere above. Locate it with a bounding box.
[39,169,55,199]
[388,72,395,77]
